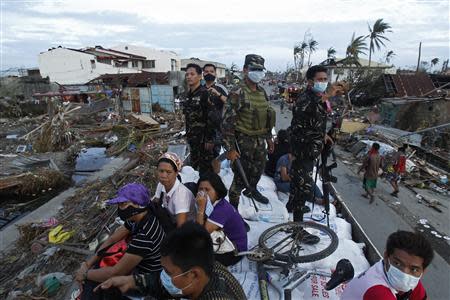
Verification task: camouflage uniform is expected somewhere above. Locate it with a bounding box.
[183,85,215,174]
[289,88,327,221]
[222,55,276,207]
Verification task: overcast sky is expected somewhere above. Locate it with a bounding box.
[1,0,449,71]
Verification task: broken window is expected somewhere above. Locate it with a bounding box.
[143,60,155,69]
[97,58,111,65]
[132,60,139,68]
[171,59,177,71]
[90,59,96,69]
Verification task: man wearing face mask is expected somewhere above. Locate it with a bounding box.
[222,54,276,208]
[341,230,433,299]
[75,183,164,299]
[203,63,229,159]
[97,222,246,300]
[288,65,331,222]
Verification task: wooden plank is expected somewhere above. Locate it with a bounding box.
[130,113,160,126]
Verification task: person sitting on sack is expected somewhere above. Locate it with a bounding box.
[341,230,434,300]
[75,183,165,300]
[96,222,247,300]
[195,172,248,266]
[153,152,196,227]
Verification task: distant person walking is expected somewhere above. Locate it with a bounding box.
[388,145,407,198]
[358,143,383,204]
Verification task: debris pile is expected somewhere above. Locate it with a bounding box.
[0,95,185,298]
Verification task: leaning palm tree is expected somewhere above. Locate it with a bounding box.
[306,38,318,67]
[327,47,337,59]
[430,58,439,70]
[294,41,308,80]
[346,33,368,66]
[385,50,395,64]
[367,18,392,67]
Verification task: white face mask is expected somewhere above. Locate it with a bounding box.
[312,81,328,93]
[385,260,421,292]
[247,71,265,83]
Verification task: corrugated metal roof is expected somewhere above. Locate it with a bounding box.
[89,71,170,87]
[383,73,437,97]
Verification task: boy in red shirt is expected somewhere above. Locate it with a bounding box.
[341,230,433,300]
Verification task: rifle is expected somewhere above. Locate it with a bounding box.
[212,142,260,212]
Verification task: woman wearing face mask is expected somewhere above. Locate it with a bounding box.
[341,230,434,300]
[75,183,165,300]
[195,172,248,266]
[154,152,196,227]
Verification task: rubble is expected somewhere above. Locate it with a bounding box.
[0,93,184,298]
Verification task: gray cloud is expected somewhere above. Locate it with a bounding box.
[1,0,448,71]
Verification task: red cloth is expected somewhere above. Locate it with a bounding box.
[363,281,426,300]
[98,239,128,268]
[394,154,406,174]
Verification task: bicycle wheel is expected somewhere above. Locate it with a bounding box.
[258,221,338,264]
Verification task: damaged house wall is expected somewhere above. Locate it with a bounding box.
[380,97,450,131]
[0,75,50,100]
[39,48,140,85]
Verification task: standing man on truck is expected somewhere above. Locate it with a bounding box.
[222,54,276,209]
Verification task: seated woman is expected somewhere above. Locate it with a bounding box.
[75,183,165,300]
[195,172,248,266]
[154,152,196,227]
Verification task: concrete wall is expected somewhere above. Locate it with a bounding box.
[111,45,181,73]
[38,48,138,85]
[380,99,450,131]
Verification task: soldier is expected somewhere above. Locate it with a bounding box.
[288,65,332,221]
[203,64,228,159]
[183,63,215,174]
[222,54,276,208]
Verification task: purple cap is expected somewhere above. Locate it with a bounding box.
[106,183,150,207]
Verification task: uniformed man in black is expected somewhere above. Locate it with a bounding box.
[203,63,228,158]
[183,63,215,174]
[288,65,330,221]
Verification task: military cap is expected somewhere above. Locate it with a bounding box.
[244,54,265,70]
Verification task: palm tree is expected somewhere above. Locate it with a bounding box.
[367,18,392,67]
[385,50,395,64]
[430,58,439,71]
[327,47,337,59]
[346,33,368,66]
[293,41,308,80]
[306,38,318,67]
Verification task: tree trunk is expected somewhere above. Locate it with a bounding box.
[416,42,422,73]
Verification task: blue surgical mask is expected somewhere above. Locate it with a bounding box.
[312,81,328,93]
[160,269,193,296]
[248,71,265,83]
[385,260,421,292]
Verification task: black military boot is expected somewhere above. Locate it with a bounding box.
[300,229,320,245]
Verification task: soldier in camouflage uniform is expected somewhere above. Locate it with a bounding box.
[288,65,330,221]
[222,54,276,208]
[183,63,216,174]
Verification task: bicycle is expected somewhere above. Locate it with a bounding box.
[239,221,352,300]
